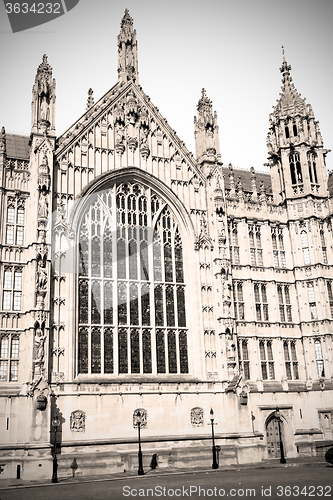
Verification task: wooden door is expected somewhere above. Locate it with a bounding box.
[266,417,284,458]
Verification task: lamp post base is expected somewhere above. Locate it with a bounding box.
[138,450,144,475]
[212,446,219,469]
[52,454,58,483]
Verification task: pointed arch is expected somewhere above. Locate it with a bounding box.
[73,169,196,377]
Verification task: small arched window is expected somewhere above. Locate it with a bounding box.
[293,124,297,136]
[285,126,290,139]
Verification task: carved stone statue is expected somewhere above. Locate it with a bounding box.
[115,127,124,145]
[38,195,48,219]
[40,96,50,122]
[36,261,47,290]
[34,327,46,364]
[226,335,235,356]
[126,45,134,68]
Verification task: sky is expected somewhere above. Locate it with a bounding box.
[0,0,332,173]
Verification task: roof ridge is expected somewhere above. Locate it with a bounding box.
[223,165,270,175]
[6,131,30,137]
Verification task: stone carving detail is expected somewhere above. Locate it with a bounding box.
[87,88,94,110]
[36,393,48,411]
[194,214,213,251]
[70,410,86,432]
[38,153,51,193]
[32,54,56,133]
[33,324,47,378]
[0,126,6,153]
[117,9,138,83]
[190,407,204,427]
[133,408,148,428]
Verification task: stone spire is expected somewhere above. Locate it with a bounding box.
[31,54,56,135]
[194,88,220,160]
[117,9,139,84]
[273,47,306,120]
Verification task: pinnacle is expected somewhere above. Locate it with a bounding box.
[197,88,212,110]
[121,8,133,26]
[273,49,306,119]
[37,53,52,74]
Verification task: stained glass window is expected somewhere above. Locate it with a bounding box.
[77,183,188,375]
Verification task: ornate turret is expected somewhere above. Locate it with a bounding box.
[31,54,56,136]
[194,89,221,162]
[267,48,329,203]
[117,9,139,84]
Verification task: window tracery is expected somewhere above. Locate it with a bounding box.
[77,182,188,376]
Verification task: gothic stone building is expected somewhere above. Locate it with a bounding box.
[0,10,332,479]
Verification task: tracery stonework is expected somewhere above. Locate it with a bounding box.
[70,410,86,432]
[77,182,188,376]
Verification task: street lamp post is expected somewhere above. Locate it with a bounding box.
[275,408,286,464]
[52,415,60,483]
[136,411,144,476]
[210,408,219,469]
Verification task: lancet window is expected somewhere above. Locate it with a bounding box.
[289,152,302,186]
[307,152,318,185]
[229,222,240,265]
[238,339,250,380]
[314,339,325,378]
[259,340,275,380]
[249,224,263,267]
[271,228,286,268]
[0,334,19,382]
[283,340,299,380]
[77,182,188,376]
[5,197,25,246]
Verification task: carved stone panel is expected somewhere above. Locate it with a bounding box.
[190,407,204,427]
[133,408,148,428]
[70,410,86,432]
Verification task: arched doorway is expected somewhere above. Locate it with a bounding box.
[266,414,285,459]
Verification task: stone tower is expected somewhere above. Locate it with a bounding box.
[267,49,329,204]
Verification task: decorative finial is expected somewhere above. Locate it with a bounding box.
[282,45,285,62]
[118,9,138,83]
[87,88,94,110]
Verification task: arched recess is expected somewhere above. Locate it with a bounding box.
[70,168,198,378]
[265,410,292,459]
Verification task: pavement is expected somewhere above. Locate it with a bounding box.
[0,456,330,490]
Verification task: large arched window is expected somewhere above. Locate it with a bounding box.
[77,182,188,376]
